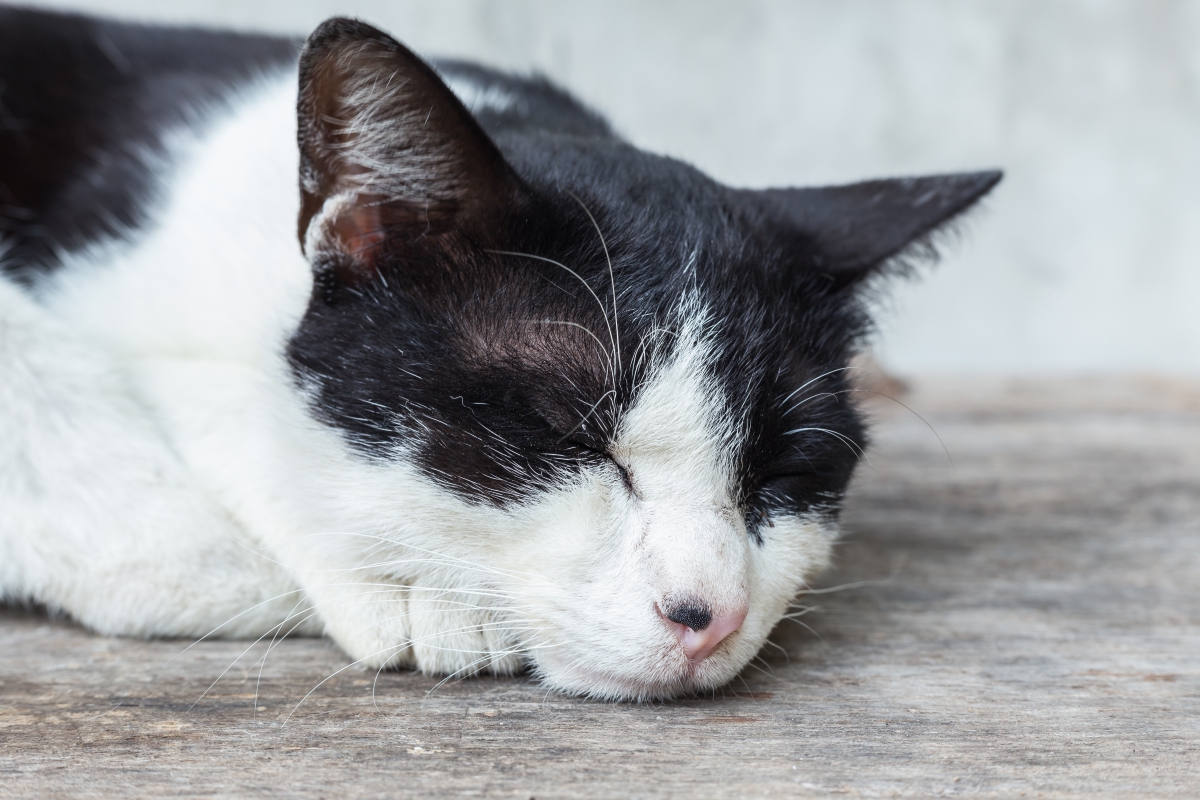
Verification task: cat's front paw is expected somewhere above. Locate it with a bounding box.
[315,582,525,678]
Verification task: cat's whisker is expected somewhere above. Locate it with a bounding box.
[284,640,420,724]
[255,607,322,711]
[288,565,535,602]
[747,653,780,681]
[171,585,311,660]
[779,608,820,620]
[781,614,824,641]
[424,651,514,694]
[299,587,522,615]
[794,573,901,597]
[299,532,544,580]
[345,558,541,587]
[189,613,309,712]
[305,628,565,710]
[761,636,790,663]
[420,632,572,697]
[629,325,678,384]
[334,608,541,641]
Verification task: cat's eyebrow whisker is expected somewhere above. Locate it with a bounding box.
[565,190,620,377]
[783,391,842,417]
[839,387,957,472]
[781,426,870,464]
[520,319,614,380]
[629,325,678,376]
[779,383,955,473]
[555,389,616,445]
[485,248,617,379]
[778,366,869,407]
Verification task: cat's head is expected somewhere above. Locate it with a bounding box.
[285,18,999,699]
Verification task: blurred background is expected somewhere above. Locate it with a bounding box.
[19,0,1200,376]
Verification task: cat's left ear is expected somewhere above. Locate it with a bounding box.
[296,17,521,280]
[751,171,1002,288]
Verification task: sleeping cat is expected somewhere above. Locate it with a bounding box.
[0,8,1000,700]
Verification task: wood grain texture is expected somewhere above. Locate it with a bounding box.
[2,377,1197,798]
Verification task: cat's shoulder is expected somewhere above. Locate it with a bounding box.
[0,7,297,284]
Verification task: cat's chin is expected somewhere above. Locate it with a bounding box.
[529,637,760,702]
[536,665,744,702]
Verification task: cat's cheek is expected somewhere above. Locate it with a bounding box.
[744,513,839,643]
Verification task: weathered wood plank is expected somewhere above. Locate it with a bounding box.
[2,377,1197,798]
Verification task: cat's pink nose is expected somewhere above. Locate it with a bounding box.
[659,602,748,663]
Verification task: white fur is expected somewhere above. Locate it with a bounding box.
[0,69,834,699]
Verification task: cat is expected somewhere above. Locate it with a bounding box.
[0,8,1000,700]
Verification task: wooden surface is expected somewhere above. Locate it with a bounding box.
[2,377,1198,798]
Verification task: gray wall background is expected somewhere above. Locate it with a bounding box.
[21,0,1200,375]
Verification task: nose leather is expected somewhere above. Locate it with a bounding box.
[661,605,748,663]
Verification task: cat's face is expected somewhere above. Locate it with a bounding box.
[283,19,999,699]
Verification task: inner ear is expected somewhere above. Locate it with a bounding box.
[296,17,520,277]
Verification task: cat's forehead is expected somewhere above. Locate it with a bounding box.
[506,136,744,242]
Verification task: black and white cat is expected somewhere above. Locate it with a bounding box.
[0,8,999,700]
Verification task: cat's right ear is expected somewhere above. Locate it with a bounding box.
[749,171,1002,290]
[296,18,521,284]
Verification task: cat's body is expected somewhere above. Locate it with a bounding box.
[0,8,999,699]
